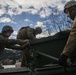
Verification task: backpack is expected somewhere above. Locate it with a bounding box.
[17,26,30,40]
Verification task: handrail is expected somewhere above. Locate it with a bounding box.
[37,51,58,61]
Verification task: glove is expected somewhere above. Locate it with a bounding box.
[20,40,30,50]
[19,39,29,45]
[58,54,68,67]
[21,43,30,50]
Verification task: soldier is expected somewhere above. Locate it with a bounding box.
[0,25,29,69]
[17,26,42,40]
[58,1,76,67]
[17,26,42,68]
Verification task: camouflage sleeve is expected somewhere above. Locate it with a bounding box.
[6,45,24,50]
[0,36,22,45]
[27,28,35,39]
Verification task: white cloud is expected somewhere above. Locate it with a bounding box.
[9,30,18,39]
[39,7,52,18]
[9,36,16,39]
[30,9,38,14]
[36,31,50,38]
[36,30,57,38]
[24,19,29,21]
[0,17,11,23]
[35,21,46,28]
[0,17,16,24]
[0,0,70,17]
[13,31,18,35]
[30,24,33,27]
[0,8,6,16]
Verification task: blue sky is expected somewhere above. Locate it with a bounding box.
[0,0,71,38]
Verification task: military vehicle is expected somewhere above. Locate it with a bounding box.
[0,35,76,75]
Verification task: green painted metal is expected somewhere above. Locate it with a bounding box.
[1,36,76,75]
[30,36,68,58]
[0,64,76,75]
[30,36,68,67]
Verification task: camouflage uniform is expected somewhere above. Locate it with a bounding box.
[17,26,36,40]
[0,25,30,68]
[17,26,42,68]
[17,27,33,67]
[62,17,76,57]
[1,35,29,55]
[0,33,27,54]
[58,1,76,67]
[61,1,76,57]
[0,25,29,55]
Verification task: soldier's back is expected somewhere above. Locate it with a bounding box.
[17,26,30,40]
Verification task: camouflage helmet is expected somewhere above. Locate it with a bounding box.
[35,27,42,33]
[2,25,14,33]
[64,1,76,13]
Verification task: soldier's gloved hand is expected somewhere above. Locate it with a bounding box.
[58,54,68,67]
[20,39,29,45]
[20,40,30,50]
